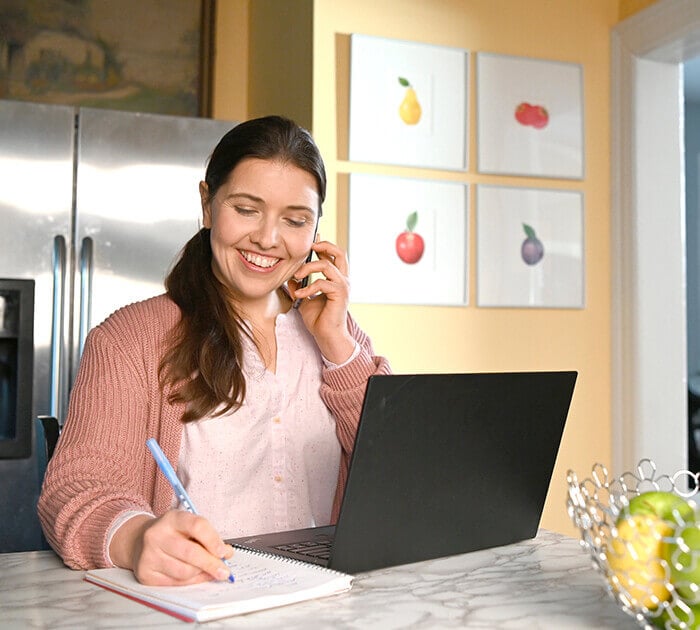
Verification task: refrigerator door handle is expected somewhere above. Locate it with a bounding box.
[78,236,94,359]
[50,235,67,419]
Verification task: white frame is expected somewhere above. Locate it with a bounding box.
[611,0,699,476]
[476,185,584,309]
[476,52,584,179]
[348,173,468,306]
[348,34,468,171]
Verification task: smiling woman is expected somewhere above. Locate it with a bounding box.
[201,158,319,304]
[37,115,391,586]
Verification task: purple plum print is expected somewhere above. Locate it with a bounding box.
[521,223,544,266]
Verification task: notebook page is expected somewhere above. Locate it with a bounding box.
[85,547,353,622]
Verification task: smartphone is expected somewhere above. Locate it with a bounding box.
[298,249,314,290]
[293,223,318,309]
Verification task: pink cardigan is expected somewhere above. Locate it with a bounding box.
[37,294,391,569]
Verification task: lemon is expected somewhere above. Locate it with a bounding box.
[607,513,673,609]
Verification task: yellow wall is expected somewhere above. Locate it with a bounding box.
[213,0,625,537]
[211,0,248,122]
[618,0,658,20]
[247,0,313,130]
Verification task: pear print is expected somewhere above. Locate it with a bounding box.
[398,77,422,125]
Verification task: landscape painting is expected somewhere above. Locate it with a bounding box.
[0,0,212,116]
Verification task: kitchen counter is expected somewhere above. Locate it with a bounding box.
[0,529,636,629]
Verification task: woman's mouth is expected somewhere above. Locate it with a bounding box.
[240,249,280,270]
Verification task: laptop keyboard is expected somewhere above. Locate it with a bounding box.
[272,539,332,560]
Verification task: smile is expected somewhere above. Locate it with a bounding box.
[240,250,280,269]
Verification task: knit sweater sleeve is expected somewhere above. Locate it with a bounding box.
[320,313,391,521]
[37,300,170,570]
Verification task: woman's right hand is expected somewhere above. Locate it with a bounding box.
[109,511,234,585]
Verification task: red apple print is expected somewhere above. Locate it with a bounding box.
[396,211,425,264]
[521,223,544,265]
[514,102,549,129]
[531,106,549,128]
[515,102,535,125]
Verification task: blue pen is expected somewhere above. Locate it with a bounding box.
[146,438,235,583]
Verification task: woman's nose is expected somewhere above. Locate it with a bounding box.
[250,218,278,249]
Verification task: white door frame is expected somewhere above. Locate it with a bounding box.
[612,0,700,476]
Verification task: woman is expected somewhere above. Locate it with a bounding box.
[38,115,391,586]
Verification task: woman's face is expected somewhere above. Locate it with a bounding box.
[200,157,319,302]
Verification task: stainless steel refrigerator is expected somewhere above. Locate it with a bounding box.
[0,100,235,551]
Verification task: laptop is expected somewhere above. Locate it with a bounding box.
[228,371,577,574]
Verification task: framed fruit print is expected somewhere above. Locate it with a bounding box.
[348,173,468,305]
[476,185,584,308]
[476,53,584,179]
[348,34,468,171]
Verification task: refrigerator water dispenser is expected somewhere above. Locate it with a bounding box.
[0,280,34,459]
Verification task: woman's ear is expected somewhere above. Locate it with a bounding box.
[199,181,212,228]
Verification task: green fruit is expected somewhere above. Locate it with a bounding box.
[609,491,694,609]
[627,491,694,522]
[650,601,700,629]
[666,524,700,601]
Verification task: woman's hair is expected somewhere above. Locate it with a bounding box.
[159,116,326,422]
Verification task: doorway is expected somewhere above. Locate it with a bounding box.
[612,0,700,477]
[686,56,700,471]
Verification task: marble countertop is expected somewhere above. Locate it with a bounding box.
[0,530,637,629]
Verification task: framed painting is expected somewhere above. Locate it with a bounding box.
[348,173,468,306]
[0,0,214,117]
[348,34,468,171]
[476,185,584,308]
[476,53,584,179]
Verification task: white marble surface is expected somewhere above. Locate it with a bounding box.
[0,530,637,629]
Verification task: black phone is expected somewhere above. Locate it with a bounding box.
[298,249,314,290]
[293,223,318,307]
[299,220,319,289]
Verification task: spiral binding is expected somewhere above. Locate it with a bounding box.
[232,543,350,577]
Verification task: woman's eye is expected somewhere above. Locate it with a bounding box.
[286,218,308,228]
[234,206,256,216]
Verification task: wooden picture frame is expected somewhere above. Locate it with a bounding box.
[0,0,215,117]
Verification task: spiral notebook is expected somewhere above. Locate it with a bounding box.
[84,546,353,622]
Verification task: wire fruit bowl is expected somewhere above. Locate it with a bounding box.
[567,460,700,629]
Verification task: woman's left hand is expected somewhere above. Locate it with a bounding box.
[289,240,356,364]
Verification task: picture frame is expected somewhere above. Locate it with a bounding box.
[348,34,468,171]
[0,0,214,117]
[476,185,584,308]
[348,173,468,306]
[476,53,584,179]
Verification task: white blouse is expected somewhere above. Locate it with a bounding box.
[175,308,342,539]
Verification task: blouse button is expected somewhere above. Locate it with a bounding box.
[273,416,281,424]
[274,475,283,482]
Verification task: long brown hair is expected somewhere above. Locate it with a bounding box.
[159,116,326,422]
